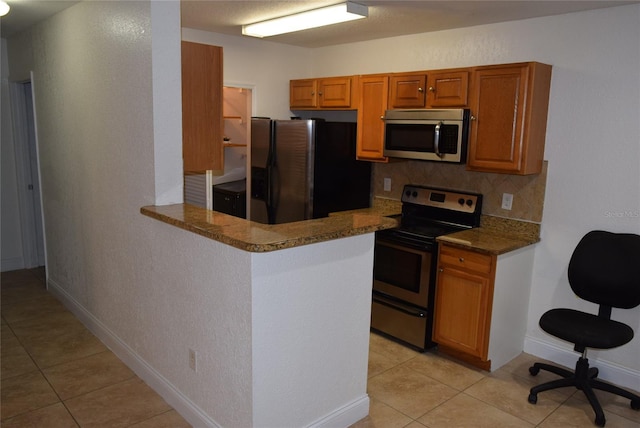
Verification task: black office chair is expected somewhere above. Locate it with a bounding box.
[527,230,640,427]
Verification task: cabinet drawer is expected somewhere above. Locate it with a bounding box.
[439,245,492,275]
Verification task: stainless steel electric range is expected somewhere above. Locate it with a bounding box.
[371,184,483,351]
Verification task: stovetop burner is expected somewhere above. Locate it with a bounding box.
[396,223,467,239]
[381,185,483,243]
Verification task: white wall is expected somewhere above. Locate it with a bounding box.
[183,5,640,382]
[308,5,640,379]
[3,3,639,424]
[5,2,373,426]
[251,235,373,427]
[3,1,254,425]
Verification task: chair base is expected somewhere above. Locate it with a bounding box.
[528,357,640,427]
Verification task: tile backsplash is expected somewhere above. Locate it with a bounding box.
[372,160,548,223]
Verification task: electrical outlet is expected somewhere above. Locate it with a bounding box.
[189,348,197,372]
[383,177,391,192]
[501,193,513,210]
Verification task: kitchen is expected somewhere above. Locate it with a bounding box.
[2,1,639,427]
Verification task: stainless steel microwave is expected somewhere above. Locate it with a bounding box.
[383,108,470,163]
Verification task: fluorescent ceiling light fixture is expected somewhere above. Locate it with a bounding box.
[242,2,368,38]
[0,1,10,17]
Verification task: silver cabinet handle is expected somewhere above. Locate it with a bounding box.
[418,87,424,93]
[459,257,465,262]
[428,86,435,92]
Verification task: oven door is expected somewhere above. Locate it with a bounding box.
[372,235,434,307]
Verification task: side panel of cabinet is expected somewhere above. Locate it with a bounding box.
[389,74,426,108]
[427,70,469,107]
[290,79,318,109]
[356,75,389,161]
[181,41,223,173]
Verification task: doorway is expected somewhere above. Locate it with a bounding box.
[10,80,45,268]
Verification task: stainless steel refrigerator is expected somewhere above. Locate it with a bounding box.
[250,118,371,224]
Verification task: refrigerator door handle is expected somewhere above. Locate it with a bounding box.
[268,163,280,224]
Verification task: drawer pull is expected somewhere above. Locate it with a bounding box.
[459,257,465,262]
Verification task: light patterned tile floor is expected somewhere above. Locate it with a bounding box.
[357,333,640,428]
[1,268,190,428]
[2,268,639,427]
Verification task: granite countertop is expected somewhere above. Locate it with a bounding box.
[437,216,541,255]
[141,196,539,255]
[141,203,398,252]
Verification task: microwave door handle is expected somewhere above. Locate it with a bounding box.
[434,121,443,157]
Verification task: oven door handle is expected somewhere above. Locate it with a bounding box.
[373,295,426,318]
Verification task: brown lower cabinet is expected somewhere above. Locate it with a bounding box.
[433,245,495,370]
[433,242,536,371]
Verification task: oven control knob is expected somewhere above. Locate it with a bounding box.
[458,198,465,205]
[466,199,473,206]
[405,190,412,197]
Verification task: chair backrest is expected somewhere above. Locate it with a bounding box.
[568,230,640,310]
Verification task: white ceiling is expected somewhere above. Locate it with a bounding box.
[1,1,637,45]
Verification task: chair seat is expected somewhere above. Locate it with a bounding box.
[540,308,634,350]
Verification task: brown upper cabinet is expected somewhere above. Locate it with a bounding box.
[356,75,389,162]
[181,41,224,173]
[388,70,470,109]
[467,62,552,175]
[291,62,551,174]
[426,70,470,107]
[388,73,427,108]
[290,76,357,109]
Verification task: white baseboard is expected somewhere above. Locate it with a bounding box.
[524,336,640,393]
[308,395,370,428]
[47,278,371,428]
[47,278,220,428]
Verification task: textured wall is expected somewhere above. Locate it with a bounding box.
[251,234,373,427]
[6,1,254,425]
[308,5,640,372]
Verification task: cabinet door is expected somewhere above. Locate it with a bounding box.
[389,74,426,108]
[467,62,551,174]
[182,42,224,173]
[290,79,318,108]
[426,70,469,107]
[433,246,495,360]
[318,77,354,108]
[356,75,389,161]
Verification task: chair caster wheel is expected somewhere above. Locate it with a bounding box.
[528,393,537,404]
[595,415,606,427]
[631,399,640,410]
[529,366,540,376]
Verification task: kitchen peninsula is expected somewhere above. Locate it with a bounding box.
[140,203,396,427]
